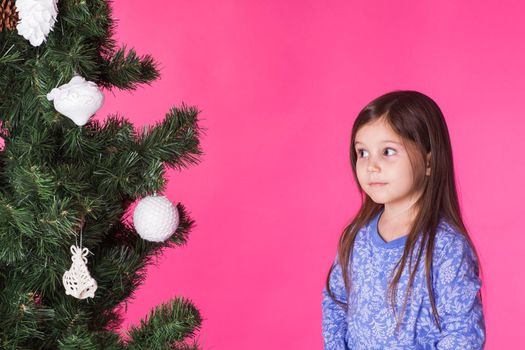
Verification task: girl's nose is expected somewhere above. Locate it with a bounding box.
[367,165,380,173]
[367,156,381,173]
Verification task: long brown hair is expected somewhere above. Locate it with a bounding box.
[325,90,483,333]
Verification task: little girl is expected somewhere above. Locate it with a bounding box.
[322,90,486,349]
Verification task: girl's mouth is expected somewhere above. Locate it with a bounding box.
[369,183,387,187]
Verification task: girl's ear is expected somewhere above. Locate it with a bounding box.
[426,152,431,176]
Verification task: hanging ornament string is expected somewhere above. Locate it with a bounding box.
[77,221,83,250]
[74,215,84,248]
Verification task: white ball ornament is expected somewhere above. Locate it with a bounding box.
[47,75,104,126]
[133,195,179,242]
[16,0,59,47]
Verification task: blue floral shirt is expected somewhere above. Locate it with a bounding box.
[322,208,485,349]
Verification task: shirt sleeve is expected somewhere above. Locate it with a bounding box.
[432,234,486,349]
[322,254,350,350]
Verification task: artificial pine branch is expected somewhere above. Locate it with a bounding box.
[139,104,205,171]
[99,46,159,90]
[126,297,202,350]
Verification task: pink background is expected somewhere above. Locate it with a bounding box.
[96,1,525,349]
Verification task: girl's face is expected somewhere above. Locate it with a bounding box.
[354,117,426,213]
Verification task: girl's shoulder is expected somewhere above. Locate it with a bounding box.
[432,218,478,265]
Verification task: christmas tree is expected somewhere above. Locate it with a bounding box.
[0,0,204,348]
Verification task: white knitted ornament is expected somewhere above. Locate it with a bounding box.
[47,75,104,126]
[133,195,179,242]
[16,0,59,47]
[62,245,97,299]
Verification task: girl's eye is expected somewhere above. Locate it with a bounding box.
[356,147,397,158]
[356,149,368,158]
[384,148,397,156]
